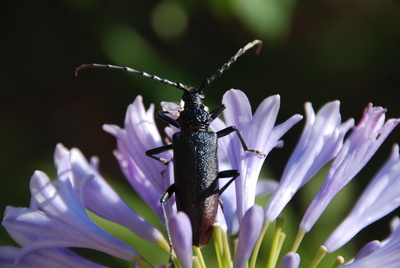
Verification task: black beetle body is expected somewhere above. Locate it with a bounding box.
[76,40,265,247]
[174,131,218,246]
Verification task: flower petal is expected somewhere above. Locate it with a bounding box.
[342,225,400,267]
[300,104,400,232]
[354,240,382,261]
[67,145,165,245]
[265,101,353,223]
[0,246,105,268]
[323,144,400,252]
[233,205,263,268]
[169,212,193,268]
[280,252,300,268]
[4,170,139,261]
[222,89,301,221]
[103,96,172,193]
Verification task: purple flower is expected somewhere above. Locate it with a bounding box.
[169,212,193,268]
[55,143,166,246]
[0,246,104,268]
[341,224,400,267]
[2,171,146,264]
[265,101,354,223]
[280,252,300,268]
[103,96,174,221]
[219,89,302,222]
[233,205,264,268]
[300,103,400,233]
[324,144,400,252]
[353,240,382,261]
[2,90,400,267]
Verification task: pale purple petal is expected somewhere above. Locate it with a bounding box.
[160,101,181,136]
[265,101,353,222]
[280,252,300,268]
[113,145,166,220]
[300,104,400,232]
[103,96,172,194]
[3,206,137,262]
[222,89,302,221]
[324,144,400,252]
[169,212,193,268]
[54,143,69,169]
[342,225,400,268]
[390,216,400,233]
[103,96,176,220]
[354,240,382,261]
[233,205,263,268]
[215,206,229,234]
[255,179,279,198]
[4,170,139,261]
[218,176,238,234]
[210,116,230,155]
[64,145,165,244]
[160,101,182,115]
[0,246,104,268]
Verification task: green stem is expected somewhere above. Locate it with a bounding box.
[194,246,206,268]
[266,217,284,268]
[134,256,154,268]
[291,229,306,253]
[309,245,327,268]
[194,257,202,268]
[213,225,224,268]
[221,227,232,268]
[331,256,345,268]
[249,219,270,268]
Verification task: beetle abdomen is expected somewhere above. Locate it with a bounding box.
[173,131,219,246]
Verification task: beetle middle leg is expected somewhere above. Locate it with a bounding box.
[217,126,266,157]
[145,144,173,165]
[217,169,240,195]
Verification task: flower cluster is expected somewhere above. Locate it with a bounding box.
[1,89,400,268]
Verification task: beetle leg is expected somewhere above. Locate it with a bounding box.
[156,111,180,128]
[160,184,176,265]
[217,169,240,195]
[219,198,225,212]
[216,126,266,157]
[209,104,226,121]
[146,144,173,165]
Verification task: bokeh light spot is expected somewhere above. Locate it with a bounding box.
[151,1,188,41]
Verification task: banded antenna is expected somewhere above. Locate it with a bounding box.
[198,39,262,91]
[75,63,191,91]
[75,39,262,93]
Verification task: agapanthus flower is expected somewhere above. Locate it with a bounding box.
[1,89,400,268]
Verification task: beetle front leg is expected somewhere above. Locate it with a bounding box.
[145,144,173,165]
[209,104,226,121]
[156,111,180,128]
[217,126,266,157]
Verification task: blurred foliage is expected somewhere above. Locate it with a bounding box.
[1,0,400,267]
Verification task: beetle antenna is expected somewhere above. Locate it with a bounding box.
[198,39,262,91]
[75,63,191,91]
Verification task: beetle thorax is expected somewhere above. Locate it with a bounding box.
[177,103,211,132]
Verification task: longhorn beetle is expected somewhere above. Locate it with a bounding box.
[76,40,266,248]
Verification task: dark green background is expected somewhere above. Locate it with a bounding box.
[1,0,400,266]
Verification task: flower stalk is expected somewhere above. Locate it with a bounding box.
[266,217,285,268]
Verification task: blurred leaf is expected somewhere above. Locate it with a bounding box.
[231,0,297,41]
